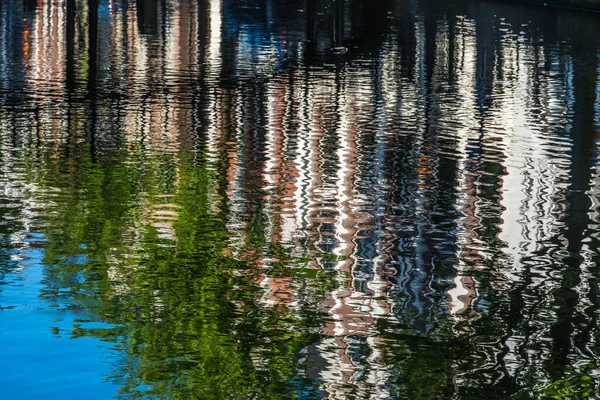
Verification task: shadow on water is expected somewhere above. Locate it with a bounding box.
[1,0,600,398]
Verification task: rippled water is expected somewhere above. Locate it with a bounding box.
[2,0,600,398]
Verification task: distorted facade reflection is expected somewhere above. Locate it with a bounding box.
[1,0,600,398]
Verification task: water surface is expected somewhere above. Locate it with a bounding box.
[1,0,600,398]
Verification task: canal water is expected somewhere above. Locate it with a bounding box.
[1,0,600,398]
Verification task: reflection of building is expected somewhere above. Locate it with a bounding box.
[4,0,600,396]
[0,3,28,96]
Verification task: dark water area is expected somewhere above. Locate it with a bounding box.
[2,0,600,398]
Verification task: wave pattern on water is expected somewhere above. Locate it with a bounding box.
[1,0,600,398]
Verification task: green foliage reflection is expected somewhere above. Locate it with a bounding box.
[29,139,327,398]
